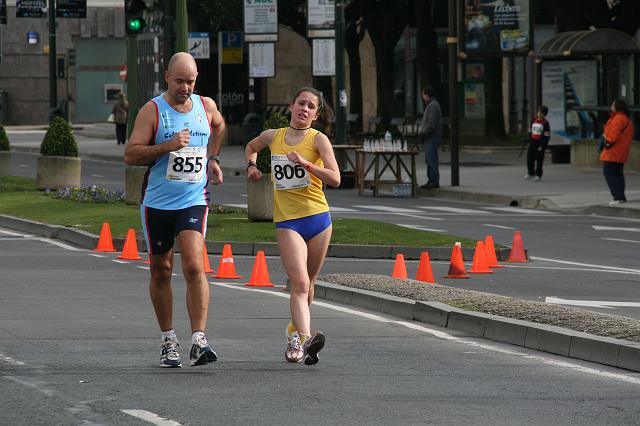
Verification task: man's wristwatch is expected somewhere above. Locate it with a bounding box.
[246,160,257,169]
[208,155,221,163]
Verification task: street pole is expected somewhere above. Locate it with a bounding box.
[126,35,138,138]
[48,0,57,117]
[175,0,187,53]
[448,0,459,186]
[334,0,346,145]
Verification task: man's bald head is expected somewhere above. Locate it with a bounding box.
[164,52,198,104]
[167,52,197,75]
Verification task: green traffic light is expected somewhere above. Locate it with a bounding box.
[128,19,142,32]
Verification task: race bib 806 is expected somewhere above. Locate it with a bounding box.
[271,154,310,190]
[165,146,206,182]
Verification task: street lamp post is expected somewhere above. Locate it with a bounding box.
[49,0,57,117]
[448,0,459,186]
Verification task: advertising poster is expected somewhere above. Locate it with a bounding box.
[16,0,46,18]
[463,82,485,119]
[542,61,598,145]
[464,0,530,56]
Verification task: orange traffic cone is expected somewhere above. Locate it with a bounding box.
[415,252,435,284]
[118,228,142,260]
[245,251,275,287]
[202,246,215,274]
[469,240,493,274]
[484,235,504,268]
[391,253,408,279]
[94,222,116,252]
[505,230,528,262]
[444,242,469,279]
[215,244,242,279]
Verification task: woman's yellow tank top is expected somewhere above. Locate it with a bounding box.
[270,127,329,222]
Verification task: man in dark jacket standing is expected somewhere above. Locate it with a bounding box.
[419,87,442,189]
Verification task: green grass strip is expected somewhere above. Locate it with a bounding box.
[0,176,475,247]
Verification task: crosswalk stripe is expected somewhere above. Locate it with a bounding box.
[483,207,556,214]
[398,224,446,232]
[602,237,640,244]
[330,206,359,212]
[418,206,485,214]
[353,205,422,213]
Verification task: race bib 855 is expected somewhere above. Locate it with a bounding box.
[165,146,206,182]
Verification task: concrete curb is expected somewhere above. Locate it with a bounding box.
[0,214,513,260]
[315,281,640,373]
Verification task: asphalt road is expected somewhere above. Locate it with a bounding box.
[6,152,640,319]
[1,234,640,425]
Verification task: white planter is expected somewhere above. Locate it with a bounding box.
[36,155,81,190]
[0,151,10,176]
[247,174,274,221]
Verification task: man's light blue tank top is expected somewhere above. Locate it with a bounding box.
[141,94,211,209]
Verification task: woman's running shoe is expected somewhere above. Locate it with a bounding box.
[302,331,325,365]
[285,332,304,363]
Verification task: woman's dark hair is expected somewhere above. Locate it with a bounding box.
[612,99,629,116]
[291,87,335,134]
[537,105,548,116]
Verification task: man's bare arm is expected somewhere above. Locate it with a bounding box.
[124,102,187,166]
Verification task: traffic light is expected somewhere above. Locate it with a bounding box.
[125,0,146,35]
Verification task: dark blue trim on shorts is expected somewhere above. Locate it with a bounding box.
[275,212,332,242]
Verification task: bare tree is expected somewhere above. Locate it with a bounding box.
[361,0,411,126]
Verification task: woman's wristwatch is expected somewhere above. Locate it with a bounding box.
[246,160,257,170]
[208,155,220,163]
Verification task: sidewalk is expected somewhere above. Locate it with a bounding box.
[6,123,640,218]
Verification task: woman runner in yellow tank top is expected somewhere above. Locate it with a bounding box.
[245,87,341,365]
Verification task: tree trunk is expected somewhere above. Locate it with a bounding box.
[484,59,507,141]
[362,0,410,127]
[415,0,439,91]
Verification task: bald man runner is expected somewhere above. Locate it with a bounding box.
[124,52,226,368]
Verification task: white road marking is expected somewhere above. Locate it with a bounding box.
[112,260,130,264]
[90,174,104,178]
[419,206,486,214]
[483,207,556,215]
[396,213,444,221]
[0,353,26,366]
[19,164,29,168]
[593,225,640,233]
[4,376,55,397]
[330,206,359,212]
[545,297,640,309]
[224,203,247,209]
[603,237,640,244]
[33,237,82,251]
[212,281,640,385]
[353,205,422,213]
[483,224,516,230]
[137,266,150,270]
[397,224,446,233]
[121,409,182,426]
[530,256,640,274]
[88,253,105,258]
[0,229,33,237]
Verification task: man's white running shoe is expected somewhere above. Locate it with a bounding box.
[160,337,182,368]
[189,335,218,366]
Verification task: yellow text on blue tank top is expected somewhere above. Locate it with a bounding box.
[271,128,329,223]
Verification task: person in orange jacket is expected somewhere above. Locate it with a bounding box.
[600,99,634,205]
